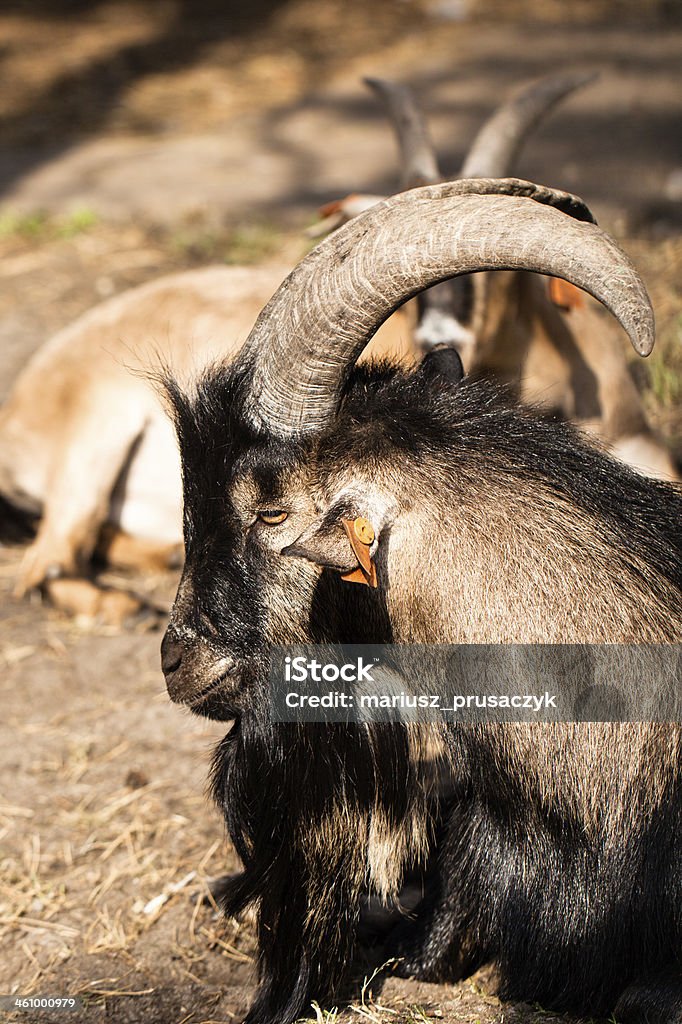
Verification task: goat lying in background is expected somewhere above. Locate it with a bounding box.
[162,179,682,1024]
[0,70,604,622]
[330,71,678,480]
[0,266,288,621]
[0,264,417,622]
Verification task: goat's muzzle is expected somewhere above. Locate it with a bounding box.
[161,625,238,717]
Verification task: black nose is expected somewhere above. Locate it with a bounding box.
[161,630,183,678]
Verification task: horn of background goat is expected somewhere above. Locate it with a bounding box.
[365,71,597,348]
[367,70,597,185]
[364,77,440,188]
[240,178,654,437]
[365,75,460,344]
[461,70,598,178]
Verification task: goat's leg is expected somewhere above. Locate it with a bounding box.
[561,303,678,480]
[96,525,183,572]
[42,578,164,628]
[12,415,165,624]
[386,795,486,984]
[387,885,479,983]
[613,966,682,1024]
[14,418,144,596]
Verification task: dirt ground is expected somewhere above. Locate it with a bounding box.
[0,2,681,1023]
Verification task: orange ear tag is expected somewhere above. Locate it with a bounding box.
[340,517,378,588]
[548,278,584,311]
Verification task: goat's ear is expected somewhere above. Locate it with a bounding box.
[419,344,465,385]
[283,519,358,573]
[283,513,383,588]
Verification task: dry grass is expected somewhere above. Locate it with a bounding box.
[0,738,252,994]
[0,544,254,1021]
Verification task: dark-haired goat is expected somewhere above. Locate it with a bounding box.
[162,180,682,1024]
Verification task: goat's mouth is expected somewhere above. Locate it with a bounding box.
[188,666,245,721]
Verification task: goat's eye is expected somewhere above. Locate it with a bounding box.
[257,510,288,525]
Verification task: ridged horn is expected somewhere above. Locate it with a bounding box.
[238,178,653,437]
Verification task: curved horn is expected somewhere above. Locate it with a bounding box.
[240,178,654,437]
[364,77,440,188]
[461,70,598,178]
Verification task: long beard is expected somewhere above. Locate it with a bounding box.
[210,717,430,1023]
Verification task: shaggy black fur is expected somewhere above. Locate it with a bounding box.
[167,356,682,1024]
[388,731,682,1017]
[210,718,424,1024]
